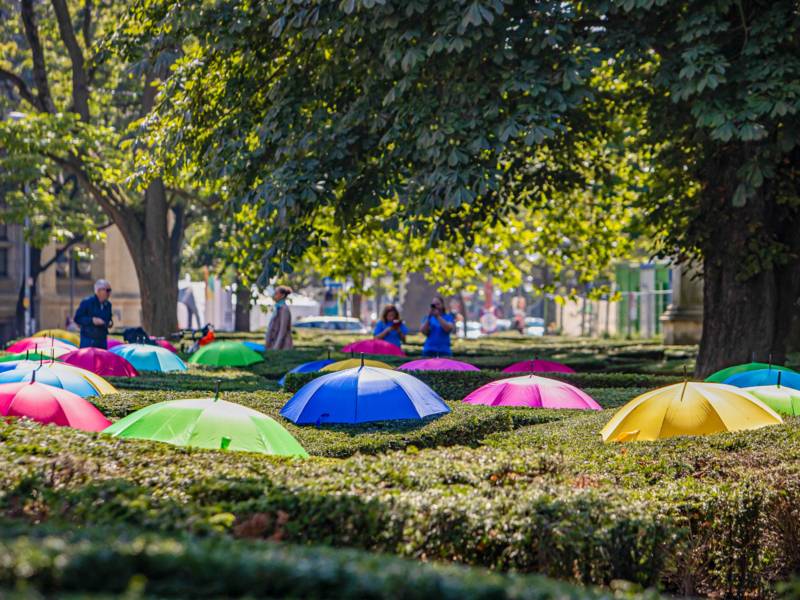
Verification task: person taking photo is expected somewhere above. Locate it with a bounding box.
[420,295,455,357]
[373,304,408,348]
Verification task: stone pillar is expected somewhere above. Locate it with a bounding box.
[660,263,703,344]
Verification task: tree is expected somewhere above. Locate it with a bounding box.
[0,0,192,335]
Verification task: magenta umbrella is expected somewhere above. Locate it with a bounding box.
[398,358,479,372]
[151,338,179,353]
[502,359,575,374]
[341,339,406,357]
[106,338,124,349]
[60,347,139,377]
[463,375,600,410]
[6,336,76,357]
[0,380,111,431]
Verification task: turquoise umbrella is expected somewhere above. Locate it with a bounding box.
[110,344,187,373]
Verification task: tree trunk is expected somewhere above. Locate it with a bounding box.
[351,293,363,322]
[235,283,251,332]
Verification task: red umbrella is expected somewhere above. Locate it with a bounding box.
[341,339,406,357]
[0,380,111,431]
[60,347,139,377]
[502,359,575,374]
[151,338,179,353]
[6,336,76,357]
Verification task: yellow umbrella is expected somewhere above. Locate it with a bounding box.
[34,329,80,346]
[321,358,393,372]
[601,382,782,442]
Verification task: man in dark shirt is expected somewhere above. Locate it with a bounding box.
[74,279,114,349]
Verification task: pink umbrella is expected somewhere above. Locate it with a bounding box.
[398,358,479,372]
[0,380,111,431]
[151,338,179,353]
[341,339,406,357]
[463,375,600,410]
[60,347,139,377]
[502,359,575,374]
[106,338,124,349]
[6,337,76,357]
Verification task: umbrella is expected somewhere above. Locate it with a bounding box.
[278,358,336,387]
[242,341,265,353]
[34,329,80,346]
[110,344,187,373]
[60,347,139,377]
[104,396,307,457]
[0,362,102,397]
[601,382,782,442]
[280,366,450,424]
[398,358,480,372]
[341,339,406,357]
[0,380,110,431]
[463,375,600,409]
[724,368,800,390]
[106,338,124,349]
[151,338,179,353]
[502,359,575,374]
[189,341,264,367]
[745,372,800,416]
[321,358,393,372]
[6,337,76,357]
[706,361,795,383]
[0,351,60,363]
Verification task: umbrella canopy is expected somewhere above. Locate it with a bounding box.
[106,338,124,349]
[341,339,406,357]
[724,368,800,390]
[502,359,576,374]
[706,362,795,383]
[60,347,139,377]
[398,358,480,372]
[188,341,264,367]
[104,397,307,456]
[151,338,179,353]
[601,382,782,442]
[110,344,187,373]
[746,384,800,416]
[0,351,60,363]
[0,381,110,431]
[242,341,265,353]
[6,337,76,357]
[463,375,600,409]
[34,329,80,346]
[281,366,450,424]
[278,358,336,387]
[0,363,101,397]
[321,358,393,372]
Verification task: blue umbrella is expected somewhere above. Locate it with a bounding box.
[242,341,265,353]
[0,363,100,397]
[110,344,187,373]
[724,368,800,390]
[280,366,450,424]
[278,358,336,387]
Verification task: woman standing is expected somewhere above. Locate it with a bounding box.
[265,285,293,350]
[373,304,408,348]
[420,295,455,357]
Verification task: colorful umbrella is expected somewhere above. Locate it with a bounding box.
[110,344,187,373]
[151,338,179,353]
[104,397,307,457]
[463,375,600,409]
[281,366,450,424]
[706,362,795,383]
[746,385,800,417]
[0,363,101,397]
[278,358,336,387]
[502,359,575,374]
[60,347,139,377]
[341,339,406,357]
[106,338,124,349]
[188,341,264,367]
[35,360,118,395]
[0,380,110,431]
[34,329,80,346]
[242,341,265,353]
[398,358,480,372]
[321,358,393,372]
[6,337,76,357]
[0,351,60,363]
[601,382,782,442]
[724,368,800,390]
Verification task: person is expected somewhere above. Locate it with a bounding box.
[74,279,113,349]
[265,285,293,350]
[373,304,408,348]
[420,295,455,357]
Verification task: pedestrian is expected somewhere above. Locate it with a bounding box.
[74,279,113,349]
[373,304,408,348]
[420,295,455,357]
[265,285,293,350]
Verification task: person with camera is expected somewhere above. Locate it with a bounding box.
[373,304,408,348]
[74,279,113,349]
[420,295,455,357]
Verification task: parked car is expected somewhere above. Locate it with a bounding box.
[294,316,368,334]
[525,316,545,337]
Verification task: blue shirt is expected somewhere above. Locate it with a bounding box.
[373,320,409,347]
[74,294,113,348]
[421,313,455,356]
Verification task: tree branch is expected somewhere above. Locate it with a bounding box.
[20,0,56,113]
[0,68,44,112]
[38,221,113,273]
[51,0,91,121]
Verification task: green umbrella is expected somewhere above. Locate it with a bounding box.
[103,397,308,457]
[747,374,800,416]
[188,341,264,367]
[705,362,795,383]
[0,351,61,363]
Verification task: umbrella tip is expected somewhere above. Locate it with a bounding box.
[360,353,365,368]
[777,371,782,389]
[31,370,36,384]
[214,379,221,400]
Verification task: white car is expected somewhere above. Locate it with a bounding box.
[294,316,368,334]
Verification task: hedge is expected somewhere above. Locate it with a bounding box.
[0,524,659,599]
